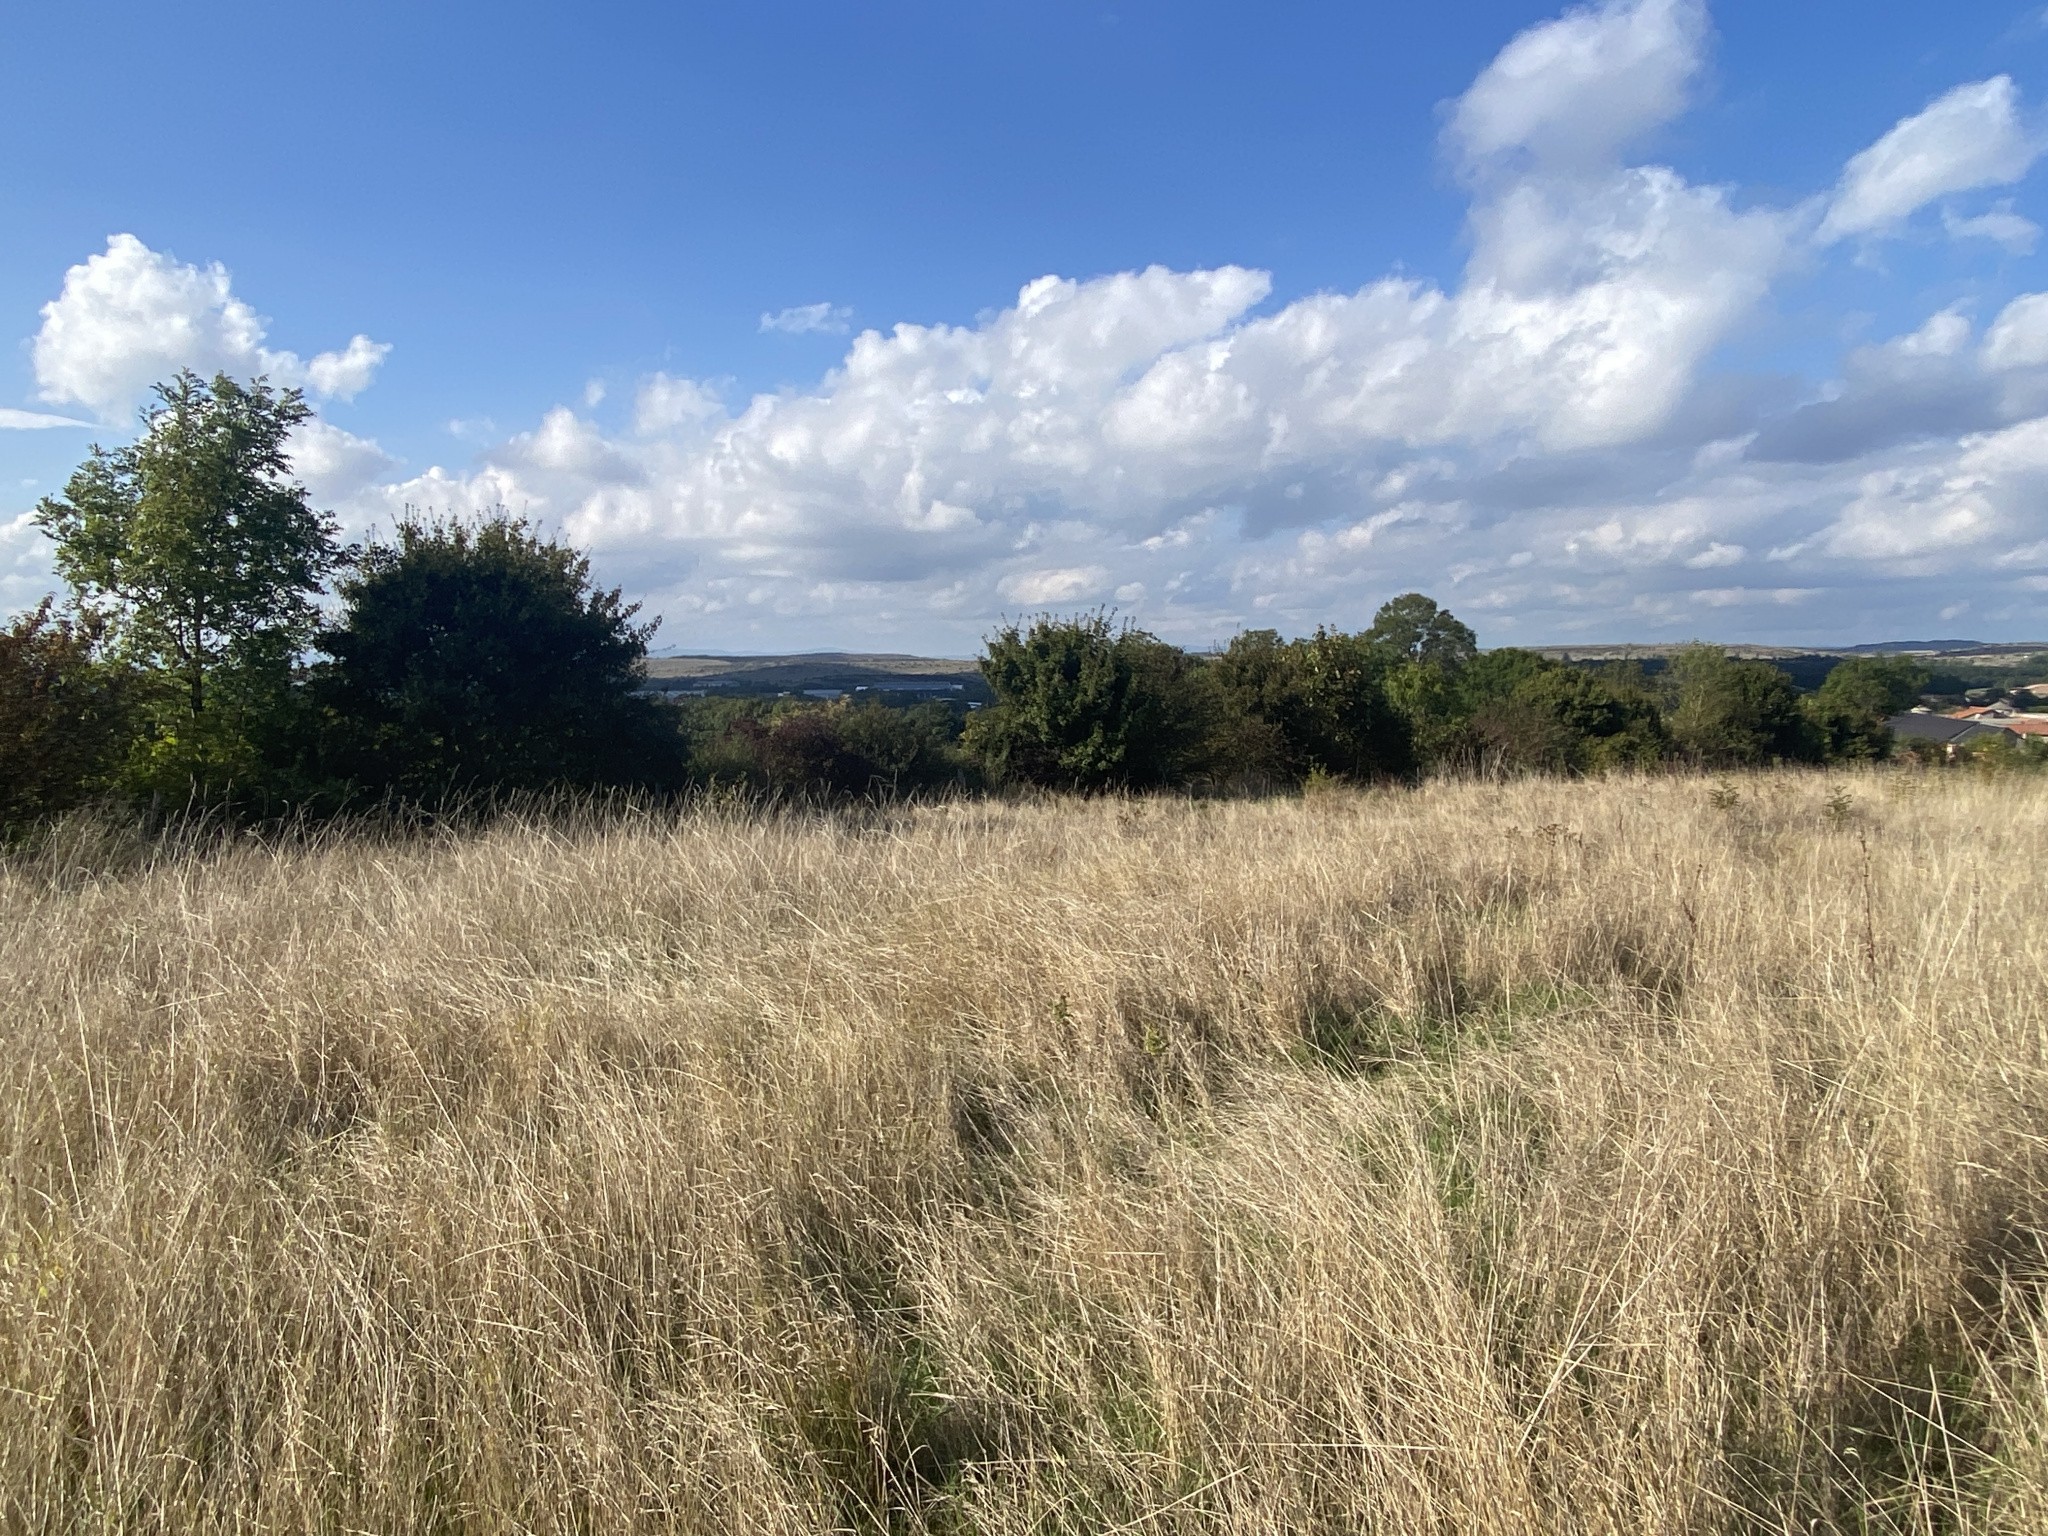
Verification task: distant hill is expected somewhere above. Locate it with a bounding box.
[638,641,2047,703]
[1840,640,2044,656]
[1534,641,2046,661]
[640,651,988,702]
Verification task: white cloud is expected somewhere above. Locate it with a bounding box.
[1,513,60,620]
[1943,200,2041,252]
[1688,586,1814,607]
[999,567,1110,605]
[761,303,853,335]
[284,420,399,513]
[32,234,390,420]
[1447,0,1707,177]
[0,408,92,430]
[302,334,390,399]
[1985,292,2048,369]
[1685,541,1744,567]
[632,373,725,436]
[1819,416,2048,560]
[1821,78,2040,241]
[27,2,2048,648]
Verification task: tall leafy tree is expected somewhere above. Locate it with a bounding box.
[1365,593,1478,672]
[1806,655,1932,761]
[35,372,335,717]
[311,514,683,802]
[33,372,336,798]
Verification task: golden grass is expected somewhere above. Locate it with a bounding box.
[3,771,2047,1533]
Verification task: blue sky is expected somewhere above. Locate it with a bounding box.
[6,0,2048,651]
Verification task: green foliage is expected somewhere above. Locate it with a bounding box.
[32,371,338,803]
[0,601,133,833]
[1805,655,1932,762]
[967,613,1210,790]
[1664,645,1820,767]
[1468,664,1668,774]
[1815,656,1930,717]
[835,699,973,795]
[1952,731,2048,774]
[693,698,972,799]
[310,513,682,804]
[1397,647,1667,776]
[1210,626,1414,785]
[1364,592,1478,671]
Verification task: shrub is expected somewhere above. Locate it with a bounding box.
[1467,665,1668,774]
[835,699,973,795]
[1665,645,1819,767]
[1211,626,1413,785]
[753,712,878,798]
[967,613,1211,790]
[311,513,684,804]
[0,601,131,833]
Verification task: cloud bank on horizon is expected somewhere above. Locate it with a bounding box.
[7,0,2048,649]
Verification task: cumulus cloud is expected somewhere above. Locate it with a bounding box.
[359,0,1777,638]
[999,567,1110,605]
[1816,416,2048,560]
[761,302,853,335]
[1985,292,2048,370]
[1446,0,1707,177]
[632,373,725,436]
[292,0,2048,645]
[22,0,2048,647]
[1748,309,2005,463]
[32,234,390,420]
[283,420,399,512]
[1820,77,2040,241]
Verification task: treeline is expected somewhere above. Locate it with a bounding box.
[0,371,2014,837]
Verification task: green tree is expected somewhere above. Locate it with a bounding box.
[835,699,971,796]
[1664,646,1818,767]
[1211,626,1413,784]
[1479,666,1668,773]
[1806,655,1931,761]
[966,613,1208,790]
[0,601,133,832]
[32,371,337,798]
[1422,649,1666,775]
[1364,593,1478,672]
[310,514,682,803]
[1814,655,1929,717]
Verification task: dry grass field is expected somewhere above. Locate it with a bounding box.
[4,772,2047,1533]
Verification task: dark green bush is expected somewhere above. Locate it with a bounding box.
[309,514,684,805]
[1211,626,1413,786]
[0,601,132,834]
[966,613,1211,791]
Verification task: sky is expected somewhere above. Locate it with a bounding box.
[5,0,2048,653]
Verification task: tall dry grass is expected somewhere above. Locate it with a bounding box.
[2,771,2046,1533]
